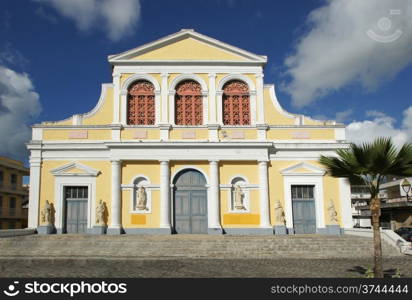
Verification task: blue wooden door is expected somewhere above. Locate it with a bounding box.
[291,185,316,234]
[65,186,88,234]
[174,169,207,234]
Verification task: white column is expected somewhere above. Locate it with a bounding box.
[112,73,121,124]
[339,178,353,229]
[119,89,127,125]
[256,74,265,124]
[208,73,217,124]
[250,90,257,125]
[168,91,176,125]
[258,160,271,228]
[208,160,222,233]
[160,73,169,123]
[160,160,171,231]
[28,156,41,229]
[154,91,161,124]
[108,159,122,234]
[216,91,223,124]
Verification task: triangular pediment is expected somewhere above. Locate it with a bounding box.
[109,29,267,64]
[280,162,325,176]
[51,162,100,177]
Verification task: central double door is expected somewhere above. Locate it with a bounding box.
[173,169,208,234]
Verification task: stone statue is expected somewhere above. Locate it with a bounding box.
[233,184,245,210]
[328,199,338,224]
[274,200,285,225]
[96,199,106,225]
[41,200,52,225]
[136,186,147,210]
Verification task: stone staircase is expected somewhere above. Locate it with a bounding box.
[0,234,402,259]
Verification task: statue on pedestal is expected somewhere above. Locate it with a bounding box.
[274,200,285,225]
[233,184,245,210]
[328,199,338,224]
[96,199,106,225]
[40,200,52,225]
[136,186,147,210]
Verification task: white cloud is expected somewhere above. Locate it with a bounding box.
[346,107,412,147]
[0,66,41,160]
[282,0,412,107]
[34,0,141,41]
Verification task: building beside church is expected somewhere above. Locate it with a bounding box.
[0,157,29,229]
[27,29,352,235]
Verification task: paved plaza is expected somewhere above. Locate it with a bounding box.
[1,257,412,278]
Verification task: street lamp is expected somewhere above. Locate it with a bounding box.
[401,179,411,202]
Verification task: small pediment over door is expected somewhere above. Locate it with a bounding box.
[280,162,325,176]
[50,162,101,177]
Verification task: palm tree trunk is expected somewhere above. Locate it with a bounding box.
[370,195,383,278]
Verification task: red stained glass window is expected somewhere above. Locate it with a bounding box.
[223,80,250,125]
[175,80,203,125]
[127,80,155,125]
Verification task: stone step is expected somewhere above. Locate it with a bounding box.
[0,234,401,259]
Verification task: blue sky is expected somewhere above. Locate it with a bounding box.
[0,0,411,162]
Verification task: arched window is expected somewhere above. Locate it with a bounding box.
[223,80,250,125]
[127,80,155,125]
[175,80,202,125]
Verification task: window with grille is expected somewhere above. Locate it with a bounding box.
[291,185,315,200]
[222,80,250,125]
[175,80,203,125]
[127,80,155,125]
[11,174,17,190]
[9,197,16,216]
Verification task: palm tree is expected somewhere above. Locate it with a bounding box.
[319,138,412,278]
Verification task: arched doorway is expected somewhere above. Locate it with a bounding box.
[173,169,207,234]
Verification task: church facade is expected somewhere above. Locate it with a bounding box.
[27,29,353,235]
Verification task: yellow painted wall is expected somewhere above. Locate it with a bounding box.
[122,161,160,185]
[121,161,161,228]
[267,129,335,140]
[219,161,261,227]
[82,87,114,125]
[43,130,112,140]
[121,190,160,228]
[268,160,344,226]
[38,161,112,226]
[169,128,209,140]
[219,161,258,184]
[132,38,248,61]
[263,88,296,125]
[219,129,257,140]
[323,175,342,225]
[121,129,160,140]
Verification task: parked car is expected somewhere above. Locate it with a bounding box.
[395,227,412,242]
